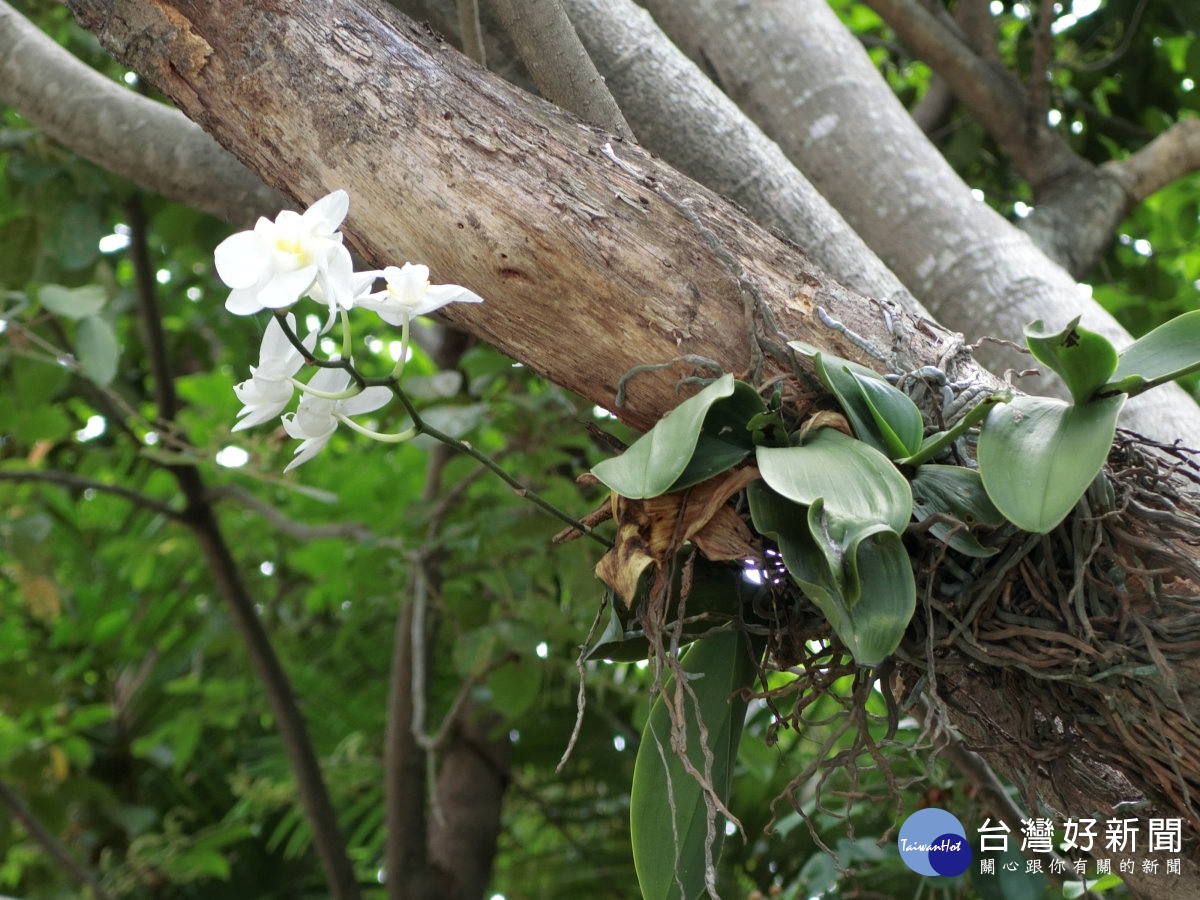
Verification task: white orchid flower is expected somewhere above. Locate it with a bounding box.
[280,367,391,472]
[214,190,356,316]
[356,263,483,326]
[231,314,317,432]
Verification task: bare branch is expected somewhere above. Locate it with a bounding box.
[0,468,183,521]
[488,0,633,139]
[0,780,117,900]
[1105,119,1200,205]
[0,0,283,226]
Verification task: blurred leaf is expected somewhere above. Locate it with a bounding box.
[38,283,107,320]
[75,314,119,386]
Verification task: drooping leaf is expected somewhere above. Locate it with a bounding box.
[839,527,916,665]
[747,484,912,666]
[1024,317,1118,404]
[592,375,763,498]
[911,465,1005,557]
[75,315,120,387]
[756,428,912,533]
[1102,309,1200,397]
[978,394,1124,533]
[631,629,758,900]
[748,484,843,612]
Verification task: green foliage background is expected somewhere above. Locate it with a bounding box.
[0,1,1196,897]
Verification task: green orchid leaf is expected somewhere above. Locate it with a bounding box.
[756,428,913,533]
[789,341,891,455]
[1102,310,1200,397]
[852,371,925,458]
[1025,317,1118,405]
[978,394,1124,533]
[592,375,764,498]
[911,465,1005,558]
[631,629,758,900]
[840,527,916,665]
[747,484,912,666]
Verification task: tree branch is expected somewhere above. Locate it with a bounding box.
[0,779,116,900]
[859,0,1086,194]
[0,468,183,521]
[487,0,632,139]
[0,0,283,226]
[1104,119,1200,205]
[634,0,1200,443]
[562,0,919,309]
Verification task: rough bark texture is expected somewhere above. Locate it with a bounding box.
[65,0,967,435]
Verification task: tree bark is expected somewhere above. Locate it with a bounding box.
[65,0,970,435]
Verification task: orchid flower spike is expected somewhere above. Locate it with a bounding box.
[281,367,391,472]
[231,314,316,432]
[214,190,355,316]
[356,263,483,326]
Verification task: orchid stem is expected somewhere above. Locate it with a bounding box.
[271,310,612,549]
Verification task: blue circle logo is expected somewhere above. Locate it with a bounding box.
[898,809,972,876]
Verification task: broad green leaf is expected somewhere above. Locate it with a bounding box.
[978,395,1124,533]
[852,371,924,458]
[911,465,1005,557]
[789,341,891,455]
[38,283,107,320]
[1024,317,1118,404]
[75,315,119,387]
[592,375,763,498]
[1102,309,1200,397]
[756,428,912,532]
[631,630,757,900]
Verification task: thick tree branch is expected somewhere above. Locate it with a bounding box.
[0,0,283,226]
[67,0,982,439]
[562,0,919,309]
[487,0,632,139]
